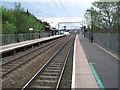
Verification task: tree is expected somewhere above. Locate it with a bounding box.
[2,2,50,34]
[84,2,120,34]
[14,3,25,33]
[3,21,16,34]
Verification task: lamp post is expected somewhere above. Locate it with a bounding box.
[29,28,33,40]
[58,23,62,35]
[38,19,42,38]
[58,23,60,34]
[87,9,93,42]
[55,24,59,35]
[39,30,41,38]
[64,26,66,31]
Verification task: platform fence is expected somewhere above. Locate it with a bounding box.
[1,33,50,46]
[85,33,120,58]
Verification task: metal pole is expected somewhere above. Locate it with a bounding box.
[32,30,33,40]
[91,10,93,42]
[58,24,59,35]
[87,9,93,42]
[39,30,40,38]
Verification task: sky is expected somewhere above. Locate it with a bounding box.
[1,0,99,29]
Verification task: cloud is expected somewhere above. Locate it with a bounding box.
[1,0,95,28]
[40,17,86,28]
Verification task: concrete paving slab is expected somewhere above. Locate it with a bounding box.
[75,63,90,68]
[75,68,93,75]
[71,34,98,88]
[75,75,98,88]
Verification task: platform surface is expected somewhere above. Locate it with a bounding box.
[72,35,98,88]
[0,34,65,53]
[79,34,119,88]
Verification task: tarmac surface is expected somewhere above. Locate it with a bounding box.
[79,34,119,88]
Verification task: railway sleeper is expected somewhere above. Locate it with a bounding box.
[51,61,64,63]
[50,63,63,65]
[2,65,16,69]
[48,66,62,68]
[49,64,63,67]
[39,76,58,80]
[30,85,54,88]
[44,70,61,73]
[41,73,59,76]
[2,69,11,72]
[46,67,62,70]
[10,62,22,65]
[36,79,57,83]
[42,72,60,75]
[30,80,56,87]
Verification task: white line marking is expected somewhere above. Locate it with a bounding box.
[71,35,77,88]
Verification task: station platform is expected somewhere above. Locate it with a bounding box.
[72,34,98,88]
[72,34,119,89]
[0,34,65,54]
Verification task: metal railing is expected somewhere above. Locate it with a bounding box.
[1,33,50,46]
[85,33,119,58]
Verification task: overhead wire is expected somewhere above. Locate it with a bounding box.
[58,0,70,20]
[51,0,73,29]
[3,2,61,28]
[4,2,60,22]
[3,1,72,28]
[51,0,68,20]
[29,2,67,29]
[25,2,54,19]
[67,0,73,22]
[24,2,65,27]
[2,2,43,18]
[32,2,63,23]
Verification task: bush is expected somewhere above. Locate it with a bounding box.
[2,21,16,34]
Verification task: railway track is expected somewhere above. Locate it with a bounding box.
[1,36,68,77]
[2,36,65,65]
[21,35,75,89]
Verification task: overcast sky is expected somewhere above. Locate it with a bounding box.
[1,0,98,28]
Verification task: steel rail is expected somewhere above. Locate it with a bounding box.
[21,35,74,90]
[2,37,65,66]
[55,39,74,90]
[2,37,67,77]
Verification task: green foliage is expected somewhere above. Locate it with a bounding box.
[2,7,16,24]
[84,2,120,34]
[2,3,50,34]
[2,21,16,34]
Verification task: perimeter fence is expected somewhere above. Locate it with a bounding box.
[85,33,120,58]
[0,33,50,46]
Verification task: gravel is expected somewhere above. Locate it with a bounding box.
[2,36,71,88]
[59,37,74,88]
